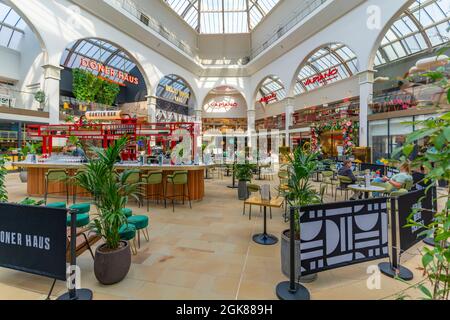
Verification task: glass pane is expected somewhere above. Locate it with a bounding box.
[389,117,413,155]
[369,120,389,162]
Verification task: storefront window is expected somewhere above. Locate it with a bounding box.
[369,120,388,161]
[389,117,413,155]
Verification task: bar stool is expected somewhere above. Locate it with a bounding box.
[44,169,69,205]
[164,171,191,212]
[72,169,91,204]
[141,170,164,211]
[123,170,142,207]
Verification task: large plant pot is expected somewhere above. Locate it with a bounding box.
[237,180,248,200]
[281,229,318,283]
[94,240,131,285]
[19,170,28,183]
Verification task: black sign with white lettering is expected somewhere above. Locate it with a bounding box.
[0,204,67,281]
[396,189,434,252]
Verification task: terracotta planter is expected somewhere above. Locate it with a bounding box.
[94,240,131,285]
[281,229,317,283]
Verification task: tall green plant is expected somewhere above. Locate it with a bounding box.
[392,49,450,300]
[74,137,141,250]
[0,156,8,203]
[235,163,256,181]
[97,81,120,106]
[285,148,322,238]
[73,68,120,106]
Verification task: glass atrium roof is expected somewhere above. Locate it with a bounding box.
[375,0,450,66]
[164,0,280,33]
[0,2,27,51]
[256,75,286,104]
[156,74,192,105]
[60,39,137,85]
[294,44,359,96]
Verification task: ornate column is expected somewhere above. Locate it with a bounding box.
[146,95,157,123]
[359,70,375,147]
[42,64,63,124]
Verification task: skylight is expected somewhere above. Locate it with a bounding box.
[164,0,280,34]
[374,0,450,66]
[0,2,27,51]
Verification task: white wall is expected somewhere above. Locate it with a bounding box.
[198,34,251,61]
[0,47,20,81]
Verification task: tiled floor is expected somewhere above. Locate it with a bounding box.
[0,172,435,300]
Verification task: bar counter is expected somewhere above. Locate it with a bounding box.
[14,162,206,201]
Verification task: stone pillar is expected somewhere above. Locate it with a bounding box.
[247,109,255,132]
[359,70,375,147]
[285,98,294,149]
[42,64,63,124]
[146,95,157,123]
[194,109,202,123]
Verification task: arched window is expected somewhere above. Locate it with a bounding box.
[0,2,27,50]
[156,74,192,106]
[256,76,286,105]
[374,0,450,66]
[293,43,359,96]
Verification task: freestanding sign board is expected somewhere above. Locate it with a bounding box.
[395,188,434,252]
[298,198,389,276]
[0,204,67,281]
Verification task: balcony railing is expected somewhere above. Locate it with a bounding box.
[249,0,328,61]
[0,87,46,112]
[104,0,198,60]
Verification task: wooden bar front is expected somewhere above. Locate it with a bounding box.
[17,163,205,201]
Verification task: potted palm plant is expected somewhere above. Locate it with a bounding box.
[19,142,40,183]
[280,147,322,283]
[74,136,141,285]
[235,163,256,200]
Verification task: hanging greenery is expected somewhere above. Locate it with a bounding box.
[72,69,120,106]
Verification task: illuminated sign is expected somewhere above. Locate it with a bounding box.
[204,99,239,113]
[304,68,338,87]
[80,57,139,85]
[259,92,277,104]
[164,85,190,104]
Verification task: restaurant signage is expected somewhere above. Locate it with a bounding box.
[259,92,277,104]
[164,85,190,104]
[208,101,238,109]
[303,68,339,86]
[80,57,139,85]
[0,94,15,108]
[0,203,67,281]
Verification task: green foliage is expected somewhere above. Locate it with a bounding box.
[18,197,45,206]
[34,90,46,104]
[285,148,322,238]
[74,136,141,250]
[0,156,8,203]
[72,69,120,106]
[20,142,41,157]
[68,135,81,148]
[393,52,450,300]
[235,163,256,181]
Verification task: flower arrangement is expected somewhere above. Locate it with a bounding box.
[311,120,359,155]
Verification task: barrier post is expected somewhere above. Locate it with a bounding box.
[57,210,93,300]
[276,207,310,300]
[378,196,413,281]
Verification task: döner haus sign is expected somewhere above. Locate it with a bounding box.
[80,57,139,85]
[304,68,338,86]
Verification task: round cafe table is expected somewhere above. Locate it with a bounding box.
[348,184,386,199]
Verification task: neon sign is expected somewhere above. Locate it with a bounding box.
[304,68,338,86]
[259,92,277,104]
[80,57,139,85]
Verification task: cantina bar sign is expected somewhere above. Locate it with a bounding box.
[304,68,339,86]
[80,57,139,85]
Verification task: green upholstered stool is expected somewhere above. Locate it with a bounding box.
[121,208,133,218]
[127,215,149,248]
[66,213,90,228]
[47,202,66,209]
[44,169,69,205]
[119,224,137,255]
[165,171,191,212]
[69,203,91,214]
[142,171,164,211]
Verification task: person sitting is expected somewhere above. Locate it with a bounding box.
[338,160,360,200]
[372,162,413,195]
[63,143,87,161]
